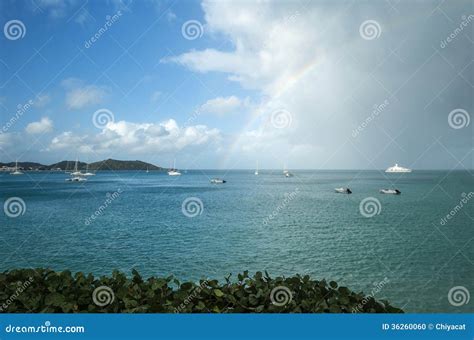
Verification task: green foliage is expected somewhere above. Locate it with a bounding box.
[0,269,403,313]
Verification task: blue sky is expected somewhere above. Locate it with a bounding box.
[0,0,472,169]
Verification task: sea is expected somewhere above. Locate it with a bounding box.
[0,170,472,313]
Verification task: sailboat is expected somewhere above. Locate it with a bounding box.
[168,159,181,176]
[71,158,84,176]
[254,161,259,175]
[67,158,87,182]
[146,167,149,173]
[83,163,95,176]
[283,163,293,177]
[10,160,23,175]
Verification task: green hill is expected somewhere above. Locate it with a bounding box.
[87,159,162,171]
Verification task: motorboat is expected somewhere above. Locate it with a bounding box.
[66,176,87,182]
[335,187,352,194]
[385,164,411,173]
[285,172,293,177]
[210,178,226,184]
[380,189,401,195]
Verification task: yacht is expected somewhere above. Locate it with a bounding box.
[380,189,401,195]
[385,163,411,173]
[10,161,23,175]
[335,187,352,194]
[210,178,226,184]
[168,159,181,176]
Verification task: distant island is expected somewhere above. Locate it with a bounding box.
[0,159,164,171]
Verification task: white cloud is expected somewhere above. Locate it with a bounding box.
[49,119,221,155]
[62,78,108,110]
[199,96,244,115]
[26,117,54,134]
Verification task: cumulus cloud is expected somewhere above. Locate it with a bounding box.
[166,0,472,169]
[62,78,107,110]
[49,119,221,155]
[26,117,54,134]
[199,96,244,115]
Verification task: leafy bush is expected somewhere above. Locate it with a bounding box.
[0,269,403,313]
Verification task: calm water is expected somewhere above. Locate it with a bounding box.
[1,170,472,313]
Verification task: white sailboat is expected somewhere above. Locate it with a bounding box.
[10,160,23,175]
[168,159,181,176]
[146,167,149,173]
[71,158,84,176]
[67,158,87,182]
[254,160,259,175]
[283,163,293,177]
[83,163,95,176]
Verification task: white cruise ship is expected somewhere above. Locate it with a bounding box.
[385,163,412,173]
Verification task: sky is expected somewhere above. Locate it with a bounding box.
[0,0,472,169]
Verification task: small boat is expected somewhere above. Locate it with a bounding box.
[385,163,411,173]
[10,160,23,175]
[146,167,149,173]
[83,164,95,176]
[168,159,181,176]
[210,178,226,184]
[71,158,84,176]
[285,172,293,177]
[380,189,401,195]
[335,187,352,194]
[255,161,259,175]
[66,176,87,182]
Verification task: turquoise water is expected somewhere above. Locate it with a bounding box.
[1,170,472,313]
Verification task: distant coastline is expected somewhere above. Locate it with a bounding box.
[0,159,163,171]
